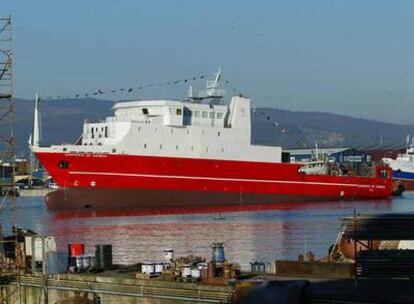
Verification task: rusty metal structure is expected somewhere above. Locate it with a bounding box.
[0,15,20,304]
[0,15,14,197]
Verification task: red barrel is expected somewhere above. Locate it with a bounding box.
[68,243,85,257]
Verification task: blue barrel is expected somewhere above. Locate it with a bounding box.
[211,242,225,263]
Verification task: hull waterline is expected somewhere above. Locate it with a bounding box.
[45,187,388,211]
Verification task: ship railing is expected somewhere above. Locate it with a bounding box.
[84,118,102,124]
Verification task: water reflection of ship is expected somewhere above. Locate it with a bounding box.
[49,199,392,220]
[45,199,393,270]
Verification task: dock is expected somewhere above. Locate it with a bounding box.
[2,271,414,303]
[18,188,54,197]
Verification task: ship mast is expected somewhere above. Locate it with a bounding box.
[33,92,40,147]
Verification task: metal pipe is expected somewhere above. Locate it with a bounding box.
[18,282,228,303]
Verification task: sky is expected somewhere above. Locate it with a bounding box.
[3,0,414,124]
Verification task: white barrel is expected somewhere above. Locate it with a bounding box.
[143,263,155,275]
[148,263,155,274]
[142,263,154,275]
[182,264,191,278]
[155,263,164,274]
[81,256,90,269]
[75,256,83,268]
[141,264,148,274]
[191,268,201,278]
[163,249,174,261]
[197,262,207,270]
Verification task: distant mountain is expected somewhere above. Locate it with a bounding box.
[13,98,413,156]
[252,108,414,149]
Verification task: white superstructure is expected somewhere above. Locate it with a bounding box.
[383,146,414,174]
[34,70,282,163]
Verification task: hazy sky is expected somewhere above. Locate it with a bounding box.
[4,1,414,123]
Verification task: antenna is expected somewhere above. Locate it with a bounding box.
[187,85,194,99]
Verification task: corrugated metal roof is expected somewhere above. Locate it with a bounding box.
[343,214,414,240]
[285,147,348,156]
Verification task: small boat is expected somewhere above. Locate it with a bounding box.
[383,141,414,190]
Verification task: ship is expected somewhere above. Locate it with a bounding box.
[31,70,393,210]
[382,142,414,190]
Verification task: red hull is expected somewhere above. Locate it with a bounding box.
[35,152,393,210]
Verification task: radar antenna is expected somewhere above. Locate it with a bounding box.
[187,68,226,105]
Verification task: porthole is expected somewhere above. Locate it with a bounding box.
[58,160,69,169]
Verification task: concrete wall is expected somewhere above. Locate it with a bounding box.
[2,274,232,304]
[275,260,355,278]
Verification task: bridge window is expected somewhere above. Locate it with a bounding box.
[209,112,215,119]
[194,111,200,117]
[217,112,224,119]
[184,108,192,116]
[176,108,182,115]
[202,111,208,118]
[142,108,149,115]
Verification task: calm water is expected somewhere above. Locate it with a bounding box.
[1,193,414,270]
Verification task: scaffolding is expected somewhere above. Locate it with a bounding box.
[0,15,19,304]
[0,16,14,193]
